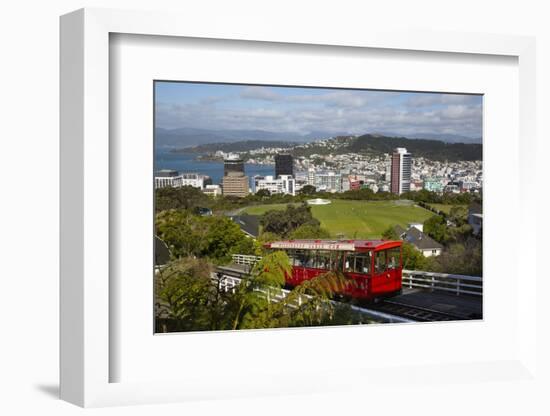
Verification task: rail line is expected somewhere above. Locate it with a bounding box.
[370,299,469,322]
[214,266,465,324]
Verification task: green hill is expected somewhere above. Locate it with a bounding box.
[347,134,482,161]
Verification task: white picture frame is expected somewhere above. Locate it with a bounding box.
[60,7,538,408]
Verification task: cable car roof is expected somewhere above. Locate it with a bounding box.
[265,239,401,251]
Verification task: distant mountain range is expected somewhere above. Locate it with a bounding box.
[169,134,481,162]
[372,131,481,144]
[155,127,331,149]
[348,134,482,161]
[180,140,299,154]
[155,127,482,150]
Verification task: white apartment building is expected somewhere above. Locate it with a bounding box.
[254,175,296,196]
[154,170,208,190]
[202,184,222,197]
[315,171,342,193]
[179,173,206,189]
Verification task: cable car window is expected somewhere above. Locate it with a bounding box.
[295,249,314,267]
[293,249,303,266]
[355,253,371,274]
[345,252,371,274]
[302,250,315,268]
[287,249,297,265]
[375,250,387,273]
[336,252,345,271]
[344,254,353,272]
[387,248,401,269]
[313,250,327,269]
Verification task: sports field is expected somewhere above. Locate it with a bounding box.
[243,199,434,238]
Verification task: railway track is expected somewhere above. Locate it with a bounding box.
[216,266,475,323]
[370,299,467,322]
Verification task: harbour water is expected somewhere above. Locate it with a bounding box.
[155,149,274,186]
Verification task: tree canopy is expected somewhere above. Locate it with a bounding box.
[155,252,364,332]
[260,203,320,237]
[156,209,258,264]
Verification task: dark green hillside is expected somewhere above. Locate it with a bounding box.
[177,140,298,153]
[347,134,482,161]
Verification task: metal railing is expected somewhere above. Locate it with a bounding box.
[231,254,482,297]
[232,254,263,266]
[213,271,413,323]
[402,269,482,296]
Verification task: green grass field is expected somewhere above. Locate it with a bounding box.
[427,203,468,215]
[243,200,435,239]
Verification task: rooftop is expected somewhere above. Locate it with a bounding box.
[266,239,401,251]
[401,227,443,250]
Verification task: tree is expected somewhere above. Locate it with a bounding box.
[155,210,257,263]
[280,271,351,327]
[299,184,317,195]
[155,257,214,332]
[155,251,366,332]
[201,215,258,264]
[425,237,482,276]
[423,215,450,244]
[255,189,271,198]
[400,242,427,270]
[155,186,210,212]
[448,205,468,225]
[155,209,209,258]
[260,203,320,237]
[228,251,291,330]
[382,225,399,240]
[289,224,331,239]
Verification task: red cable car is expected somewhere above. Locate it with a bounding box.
[264,239,403,300]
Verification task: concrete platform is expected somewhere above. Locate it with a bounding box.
[391,288,483,319]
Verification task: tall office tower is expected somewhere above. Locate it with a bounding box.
[390,147,412,195]
[275,154,294,177]
[222,154,249,197]
[223,154,245,177]
[221,174,249,197]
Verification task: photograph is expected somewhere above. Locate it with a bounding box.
[153,81,483,333]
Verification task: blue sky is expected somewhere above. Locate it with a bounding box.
[155,82,482,139]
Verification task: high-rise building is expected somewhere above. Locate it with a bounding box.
[222,174,249,197]
[275,154,293,177]
[390,148,412,194]
[222,154,249,197]
[224,154,245,177]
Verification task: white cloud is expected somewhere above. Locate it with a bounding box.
[240,86,283,101]
[156,90,482,138]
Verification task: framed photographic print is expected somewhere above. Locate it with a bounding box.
[152,80,484,333]
[60,8,538,408]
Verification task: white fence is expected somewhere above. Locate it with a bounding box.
[214,270,413,323]
[231,254,482,297]
[402,269,482,296]
[232,254,262,266]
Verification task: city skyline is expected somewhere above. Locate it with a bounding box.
[155,82,483,141]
